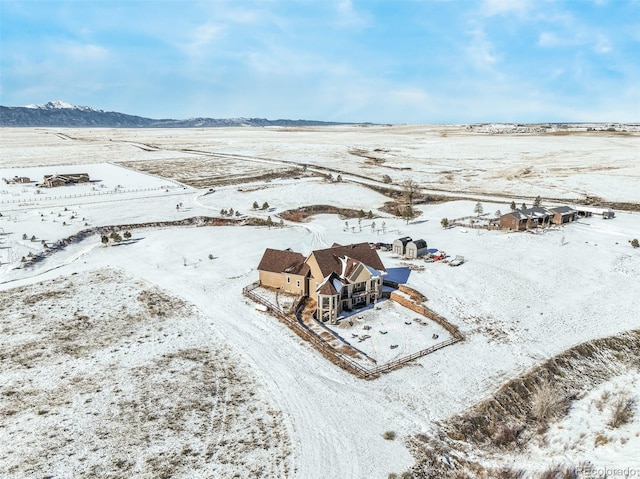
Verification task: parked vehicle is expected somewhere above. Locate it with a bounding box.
[448,255,465,267]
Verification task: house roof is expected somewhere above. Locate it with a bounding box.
[550,206,576,215]
[257,248,307,275]
[393,236,412,245]
[316,272,340,295]
[311,242,386,278]
[408,239,427,249]
[502,207,552,221]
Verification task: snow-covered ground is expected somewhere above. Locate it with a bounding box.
[2,126,639,203]
[1,127,639,478]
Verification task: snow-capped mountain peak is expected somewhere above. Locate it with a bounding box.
[24,100,102,112]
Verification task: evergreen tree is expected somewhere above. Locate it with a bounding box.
[441,218,449,228]
[510,201,517,210]
[262,201,269,210]
[253,201,259,210]
[534,195,542,207]
[474,202,484,216]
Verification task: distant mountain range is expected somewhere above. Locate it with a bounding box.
[0,101,354,128]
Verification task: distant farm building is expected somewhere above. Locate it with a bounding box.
[499,204,609,231]
[392,236,412,256]
[3,176,31,184]
[257,242,386,324]
[41,173,90,188]
[405,239,428,259]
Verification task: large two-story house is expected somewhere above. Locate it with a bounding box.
[257,242,387,323]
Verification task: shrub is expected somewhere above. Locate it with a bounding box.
[608,393,634,428]
[631,238,639,248]
[538,464,577,479]
[530,379,567,426]
[383,431,396,440]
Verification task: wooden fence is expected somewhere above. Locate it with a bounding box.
[243,282,464,379]
[449,215,500,230]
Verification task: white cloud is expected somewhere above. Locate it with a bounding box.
[480,0,532,17]
[594,34,612,54]
[538,32,560,47]
[52,42,110,64]
[334,0,371,28]
[180,22,226,58]
[467,28,498,69]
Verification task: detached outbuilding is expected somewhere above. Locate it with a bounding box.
[573,205,615,219]
[392,236,412,256]
[406,239,428,259]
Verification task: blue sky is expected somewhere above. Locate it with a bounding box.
[1,0,638,123]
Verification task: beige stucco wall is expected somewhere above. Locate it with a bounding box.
[259,270,285,289]
[282,274,307,295]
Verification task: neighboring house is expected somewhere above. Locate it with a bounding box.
[499,207,553,230]
[406,239,428,259]
[257,242,387,324]
[392,236,412,256]
[12,176,31,184]
[42,173,90,187]
[549,206,577,225]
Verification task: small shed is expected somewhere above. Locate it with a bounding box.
[392,236,412,256]
[406,239,428,259]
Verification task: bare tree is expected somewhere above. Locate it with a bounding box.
[401,179,420,205]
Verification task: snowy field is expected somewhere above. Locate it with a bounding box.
[1,126,639,478]
[2,126,639,203]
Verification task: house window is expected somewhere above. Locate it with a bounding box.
[322,297,330,308]
[296,280,300,288]
[287,276,291,283]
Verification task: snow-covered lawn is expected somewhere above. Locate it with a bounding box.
[0,269,292,478]
[536,371,640,471]
[1,127,639,478]
[325,299,453,365]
